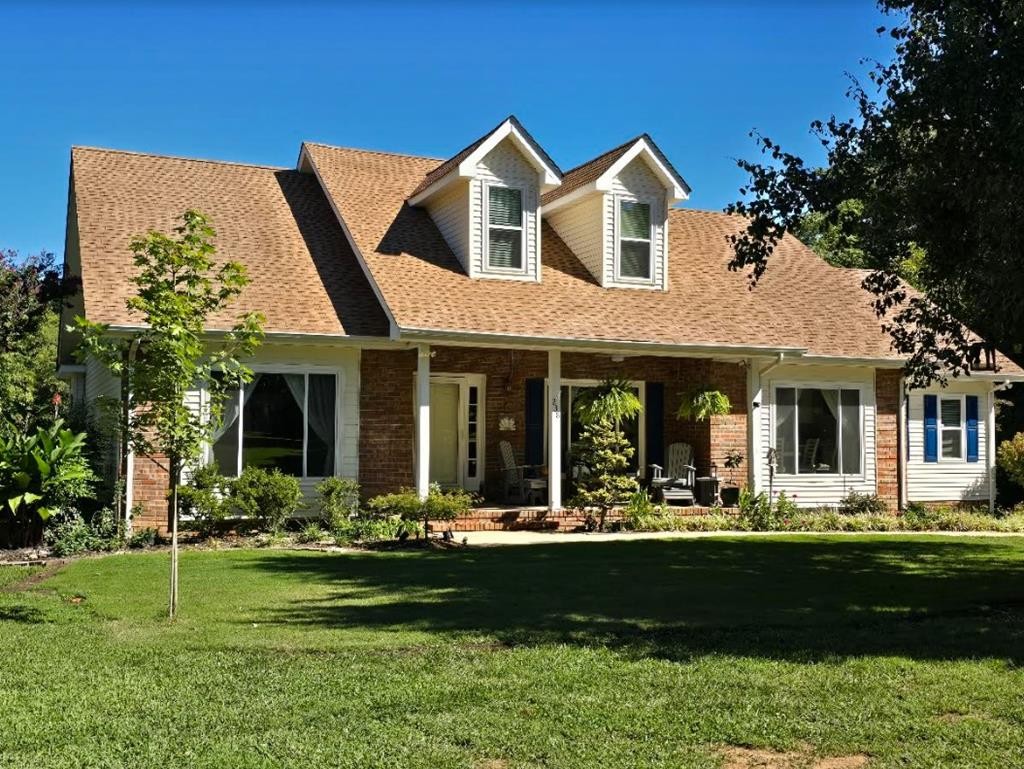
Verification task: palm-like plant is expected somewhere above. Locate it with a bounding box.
[572,378,642,426]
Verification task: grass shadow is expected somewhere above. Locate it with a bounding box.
[242,537,1024,663]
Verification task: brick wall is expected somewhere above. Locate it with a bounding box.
[875,369,902,510]
[359,348,417,498]
[360,345,750,502]
[130,452,171,533]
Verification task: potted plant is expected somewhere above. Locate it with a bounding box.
[676,387,732,422]
[721,450,743,507]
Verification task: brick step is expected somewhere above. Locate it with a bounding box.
[430,505,720,532]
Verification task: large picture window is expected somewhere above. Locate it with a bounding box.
[486,185,524,271]
[774,386,861,475]
[210,372,337,478]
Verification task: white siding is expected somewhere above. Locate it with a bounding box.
[84,353,119,404]
[191,342,362,513]
[906,382,992,502]
[605,157,668,290]
[545,192,604,282]
[469,139,541,281]
[425,179,471,272]
[757,364,877,507]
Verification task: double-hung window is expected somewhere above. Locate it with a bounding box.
[210,371,337,478]
[774,386,862,475]
[486,185,524,271]
[618,200,652,280]
[939,396,964,460]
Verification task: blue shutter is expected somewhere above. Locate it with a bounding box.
[924,395,938,463]
[524,378,545,467]
[966,395,980,463]
[645,382,665,473]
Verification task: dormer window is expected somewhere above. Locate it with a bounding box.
[617,199,652,280]
[486,185,525,271]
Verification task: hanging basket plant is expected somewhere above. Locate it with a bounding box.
[573,378,643,426]
[676,387,732,422]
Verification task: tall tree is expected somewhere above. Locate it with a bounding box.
[727,0,1024,388]
[76,210,263,618]
[0,249,71,431]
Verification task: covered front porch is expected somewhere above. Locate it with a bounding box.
[359,343,753,511]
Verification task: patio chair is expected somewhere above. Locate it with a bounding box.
[801,438,830,473]
[499,440,548,505]
[649,442,696,506]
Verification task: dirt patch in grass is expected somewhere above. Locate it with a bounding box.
[473,760,509,769]
[720,746,869,769]
[1,559,68,593]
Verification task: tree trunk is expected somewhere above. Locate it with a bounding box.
[169,456,180,619]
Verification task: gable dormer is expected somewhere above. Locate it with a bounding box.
[542,135,689,291]
[408,117,561,282]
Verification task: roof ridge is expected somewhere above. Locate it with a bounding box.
[302,141,445,163]
[71,145,289,172]
[559,134,644,176]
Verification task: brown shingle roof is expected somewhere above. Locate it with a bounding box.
[305,142,947,362]
[540,135,639,207]
[69,146,389,337]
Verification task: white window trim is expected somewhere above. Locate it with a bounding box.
[205,364,342,480]
[614,195,655,284]
[542,378,647,477]
[938,394,966,463]
[411,372,487,493]
[483,181,527,275]
[771,383,866,479]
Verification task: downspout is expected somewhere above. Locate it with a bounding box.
[120,339,140,535]
[898,377,908,511]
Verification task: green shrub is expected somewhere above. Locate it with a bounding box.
[997,432,1024,488]
[0,419,96,546]
[367,484,472,537]
[315,477,361,531]
[44,507,122,556]
[333,515,407,545]
[128,527,159,549]
[738,487,777,530]
[178,462,230,534]
[296,522,329,544]
[838,490,888,515]
[621,490,677,531]
[230,466,303,532]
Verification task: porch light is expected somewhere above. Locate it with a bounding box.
[710,462,718,479]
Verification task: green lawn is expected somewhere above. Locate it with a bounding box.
[2,536,1024,768]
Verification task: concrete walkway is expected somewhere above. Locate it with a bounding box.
[458,529,1024,546]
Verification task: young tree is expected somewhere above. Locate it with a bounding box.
[570,379,643,531]
[75,210,263,618]
[726,1,1024,387]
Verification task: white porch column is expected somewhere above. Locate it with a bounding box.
[548,349,562,511]
[416,344,431,500]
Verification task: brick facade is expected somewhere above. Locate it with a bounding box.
[874,369,902,510]
[360,345,750,503]
[130,452,172,533]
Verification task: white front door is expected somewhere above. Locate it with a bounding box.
[418,374,486,493]
[429,382,460,487]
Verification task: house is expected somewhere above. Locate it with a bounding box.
[57,116,1024,532]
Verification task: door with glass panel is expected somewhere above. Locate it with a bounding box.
[422,375,485,492]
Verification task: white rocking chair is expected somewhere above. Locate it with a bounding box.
[650,442,696,506]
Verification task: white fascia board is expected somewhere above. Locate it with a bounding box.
[298,145,401,339]
[406,171,461,207]
[596,138,689,203]
[397,325,806,359]
[458,120,562,190]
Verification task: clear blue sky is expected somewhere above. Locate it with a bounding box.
[1,1,895,259]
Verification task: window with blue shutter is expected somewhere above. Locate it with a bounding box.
[923,394,938,463]
[966,395,980,463]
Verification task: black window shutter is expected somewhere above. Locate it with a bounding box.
[645,382,665,471]
[525,378,545,466]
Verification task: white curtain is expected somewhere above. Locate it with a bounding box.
[212,375,261,443]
